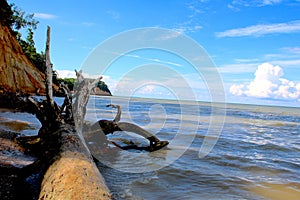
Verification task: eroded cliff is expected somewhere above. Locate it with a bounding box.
[0,24,46,95]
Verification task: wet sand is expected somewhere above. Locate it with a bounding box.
[0,122,40,200]
[250,182,300,200]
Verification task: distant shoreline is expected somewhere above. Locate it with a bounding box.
[98,94,300,109]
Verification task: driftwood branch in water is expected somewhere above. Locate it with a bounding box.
[21,26,111,200]
[88,104,169,152]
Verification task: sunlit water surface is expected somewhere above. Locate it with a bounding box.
[86,96,300,200]
[1,96,299,200]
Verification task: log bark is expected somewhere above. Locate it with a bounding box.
[38,124,111,200]
[25,27,111,200]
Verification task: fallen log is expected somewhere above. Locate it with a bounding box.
[13,25,169,199]
[38,124,110,200]
[19,26,111,200]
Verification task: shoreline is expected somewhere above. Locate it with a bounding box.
[0,128,41,200]
[0,108,111,199]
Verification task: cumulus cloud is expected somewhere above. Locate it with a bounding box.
[55,69,106,80]
[230,63,300,101]
[55,70,76,79]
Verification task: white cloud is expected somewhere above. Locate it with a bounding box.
[158,31,183,40]
[173,25,203,34]
[137,85,155,94]
[269,59,300,67]
[55,69,106,80]
[55,70,76,79]
[216,20,300,37]
[262,0,282,5]
[168,1,204,35]
[230,84,246,96]
[228,0,282,9]
[282,47,300,54]
[230,63,300,101]
[34,13,57,19]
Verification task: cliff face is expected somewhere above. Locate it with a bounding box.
[0,24,46,95]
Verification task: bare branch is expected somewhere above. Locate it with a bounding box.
[45,26,54,108]
[106,104,121,122]
[89,76,103,91]
[59,83,73,122]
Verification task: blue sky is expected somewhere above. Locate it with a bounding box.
[9,0,300,107]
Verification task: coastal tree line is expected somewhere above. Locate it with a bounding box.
[53,74,111,94]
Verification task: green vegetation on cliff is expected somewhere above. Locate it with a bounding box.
[1,0,45,73]
[0,0,111,96]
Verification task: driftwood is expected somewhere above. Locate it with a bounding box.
[18,26,111,200]
[86,104,169,152]
[14,25,169,199]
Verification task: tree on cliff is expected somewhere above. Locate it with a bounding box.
[0,0,13,28]
[1,0,111,95]
[18,27,46,72]
[0,0,45,72]
[96,80,112,95]
[0,0,38,30]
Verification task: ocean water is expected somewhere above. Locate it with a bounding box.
[1,96,299,199]
[85,96,300,200]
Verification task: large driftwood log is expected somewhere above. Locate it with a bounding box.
[24,26,111,200]
[38,124,110,200]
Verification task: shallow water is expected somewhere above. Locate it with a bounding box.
[0,110,41,136]
[86,96,300,200]
[1,97,299,199]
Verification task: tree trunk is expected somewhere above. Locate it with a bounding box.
[38,124,110,200]
[27,27,111,200]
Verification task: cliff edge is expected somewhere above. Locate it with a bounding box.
[0,24,46,95]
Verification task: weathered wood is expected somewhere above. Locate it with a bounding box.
[40,151,110,199]
[45,26,54,108]
[59,82,73,123]
[73,71,102,129]
[88,104,169,152]
[38,124,110,200]
[24,27,112,200]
